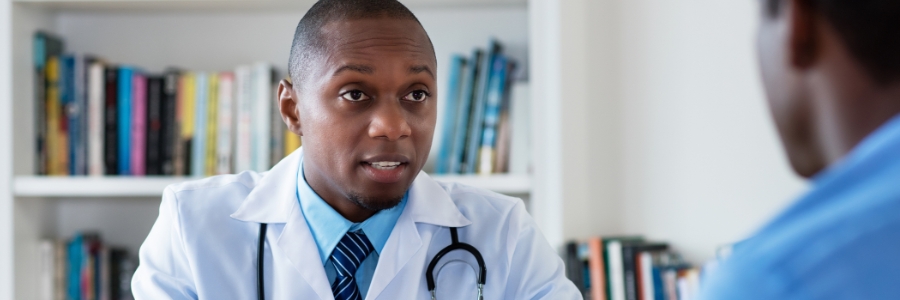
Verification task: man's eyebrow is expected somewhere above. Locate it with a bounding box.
[409,65,435,79]
[333,64,374,76]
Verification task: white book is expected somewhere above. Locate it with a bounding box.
[252,63,273,172]
[508,83,531,174]
[87,61,105,176]
[607,241,626,300]
[639,252,655,300]
[191,72,208,177]
[39,240,55,300]
[233,66,253,173]
[216,72,235,175]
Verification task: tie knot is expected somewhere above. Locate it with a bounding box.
[331,231,374,278]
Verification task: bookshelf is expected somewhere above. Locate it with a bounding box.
[0,0,587,298]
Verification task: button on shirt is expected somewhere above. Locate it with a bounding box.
[297,157,408,298]
[699,114,900,299]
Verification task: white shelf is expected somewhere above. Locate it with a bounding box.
[13,174,532,197]
[12,0,526,11]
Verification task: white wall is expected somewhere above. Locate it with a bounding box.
[1,0,15,298]
[611,0,807,262]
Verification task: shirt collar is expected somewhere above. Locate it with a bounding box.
[297,155,408,265]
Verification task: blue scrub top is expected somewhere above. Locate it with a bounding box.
[698,114,900,299]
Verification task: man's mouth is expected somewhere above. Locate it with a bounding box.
[368,161,403,170]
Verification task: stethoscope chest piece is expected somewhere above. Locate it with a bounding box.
[426,227,486,300]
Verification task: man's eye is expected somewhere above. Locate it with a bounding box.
[341,90,370,102]
[402,90,429,102]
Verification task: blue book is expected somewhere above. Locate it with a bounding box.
[464,40,501,174]
[477,55,509,174]
[435,55,466,174]
[118,67,133,175]
[192,72,208,177]
[67,234,83,300]
[450,49,481,174]
[62,55,78,175]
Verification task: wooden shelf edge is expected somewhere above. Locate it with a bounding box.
[13,174,532,197]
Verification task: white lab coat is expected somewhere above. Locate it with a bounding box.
[132,149,581,299]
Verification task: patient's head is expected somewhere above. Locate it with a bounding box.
[278,0,438,222]
[756,0,900,177]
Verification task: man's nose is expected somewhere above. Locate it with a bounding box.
[368,100,412,141]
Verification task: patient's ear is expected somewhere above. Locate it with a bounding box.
[278,79,302,136]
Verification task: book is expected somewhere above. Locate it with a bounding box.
[34,32,64,176]
[284,131,301,157]
[477,54,509,175]
[564,241,586,294]
[451,49,481,174]
[269,74,284,168]
[145,76,164,175]
[233,66,252,173]
[215,72,235,175]
[435,55,467,174]
[46,56,67,176]
[175,73,195,176]
[205,73,218,176]
[87,60,105,176]
[252,63,274,172]
[161,70,180,176]
[191,72,208,177]
[507,82,531,174]
[623,242,668,300]
[603,236,644,300]
[464,40,501,174]
[117,67,134,175]
[74,55,88,176]
[39,240,55,300]
[67,234,82,300]
[103,66,119,175]
[493,60,518,174]
[587,237,608,300]
[131,73,147,176]
[61,55,80,175]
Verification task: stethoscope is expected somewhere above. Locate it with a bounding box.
[255,223,486,300]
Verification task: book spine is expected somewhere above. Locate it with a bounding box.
[233,66,252,172]
[205,74,218,176]
[607,241,626,300]
[117,67,133,175]
[252,63,272,172]
[145,76,163,175]
[637,252,654,300]
[67,234,82,300]
[130,73,147,176]
[191,73,207,177]
[40,240,55,300]
[46,57,65,176]
[493,60,517,173]
[161,71,179,176]
[103,67,118,175]
[507,83,531,174]
[478,55,508,175]
[588,237,608,300]
[62,55,76,175]
[436,55,466,174]
[35,33,47,175]
[75,55,87,175]
[87,61,104,176]
[623,245,638,300]
[451,49,481,174]
[284,130,300,157]
[216,72,234,175]
[464,41,501,174]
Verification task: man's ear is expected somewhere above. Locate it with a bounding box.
[787,0,819,69]
[278,79,302,136]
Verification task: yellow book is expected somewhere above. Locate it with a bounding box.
[180,73,196,139]
[45,57,67,176]
[205,74,218,176]
[284,131,301,157]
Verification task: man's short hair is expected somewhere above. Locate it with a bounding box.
[766,0,900,85]
[288,0,426,89]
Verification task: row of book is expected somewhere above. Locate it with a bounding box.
[33,31,301,177]
[434,39,521,175]
[39,234,136,300]
[564,237,702,300]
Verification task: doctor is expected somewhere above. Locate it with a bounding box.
[131,0,580,299]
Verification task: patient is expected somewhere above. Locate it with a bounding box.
[699,0,900,299]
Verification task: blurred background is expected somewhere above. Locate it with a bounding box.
[0,0,808,299]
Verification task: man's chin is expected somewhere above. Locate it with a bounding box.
[348,193,404,211]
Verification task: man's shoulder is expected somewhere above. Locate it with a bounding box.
[163,171,264,211]
[432,179,526,220]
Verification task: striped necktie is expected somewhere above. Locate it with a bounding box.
[331,231,374,300]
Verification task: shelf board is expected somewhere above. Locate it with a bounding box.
[12,0,526,12]
[13,174,531,197]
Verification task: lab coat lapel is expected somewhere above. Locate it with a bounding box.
[365,172,472,299]
[230,148,333,300]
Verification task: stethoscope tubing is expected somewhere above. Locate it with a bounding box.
[255,224,486,300]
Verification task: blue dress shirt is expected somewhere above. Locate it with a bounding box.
[699,114,900,299]
[296,156,408,297]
